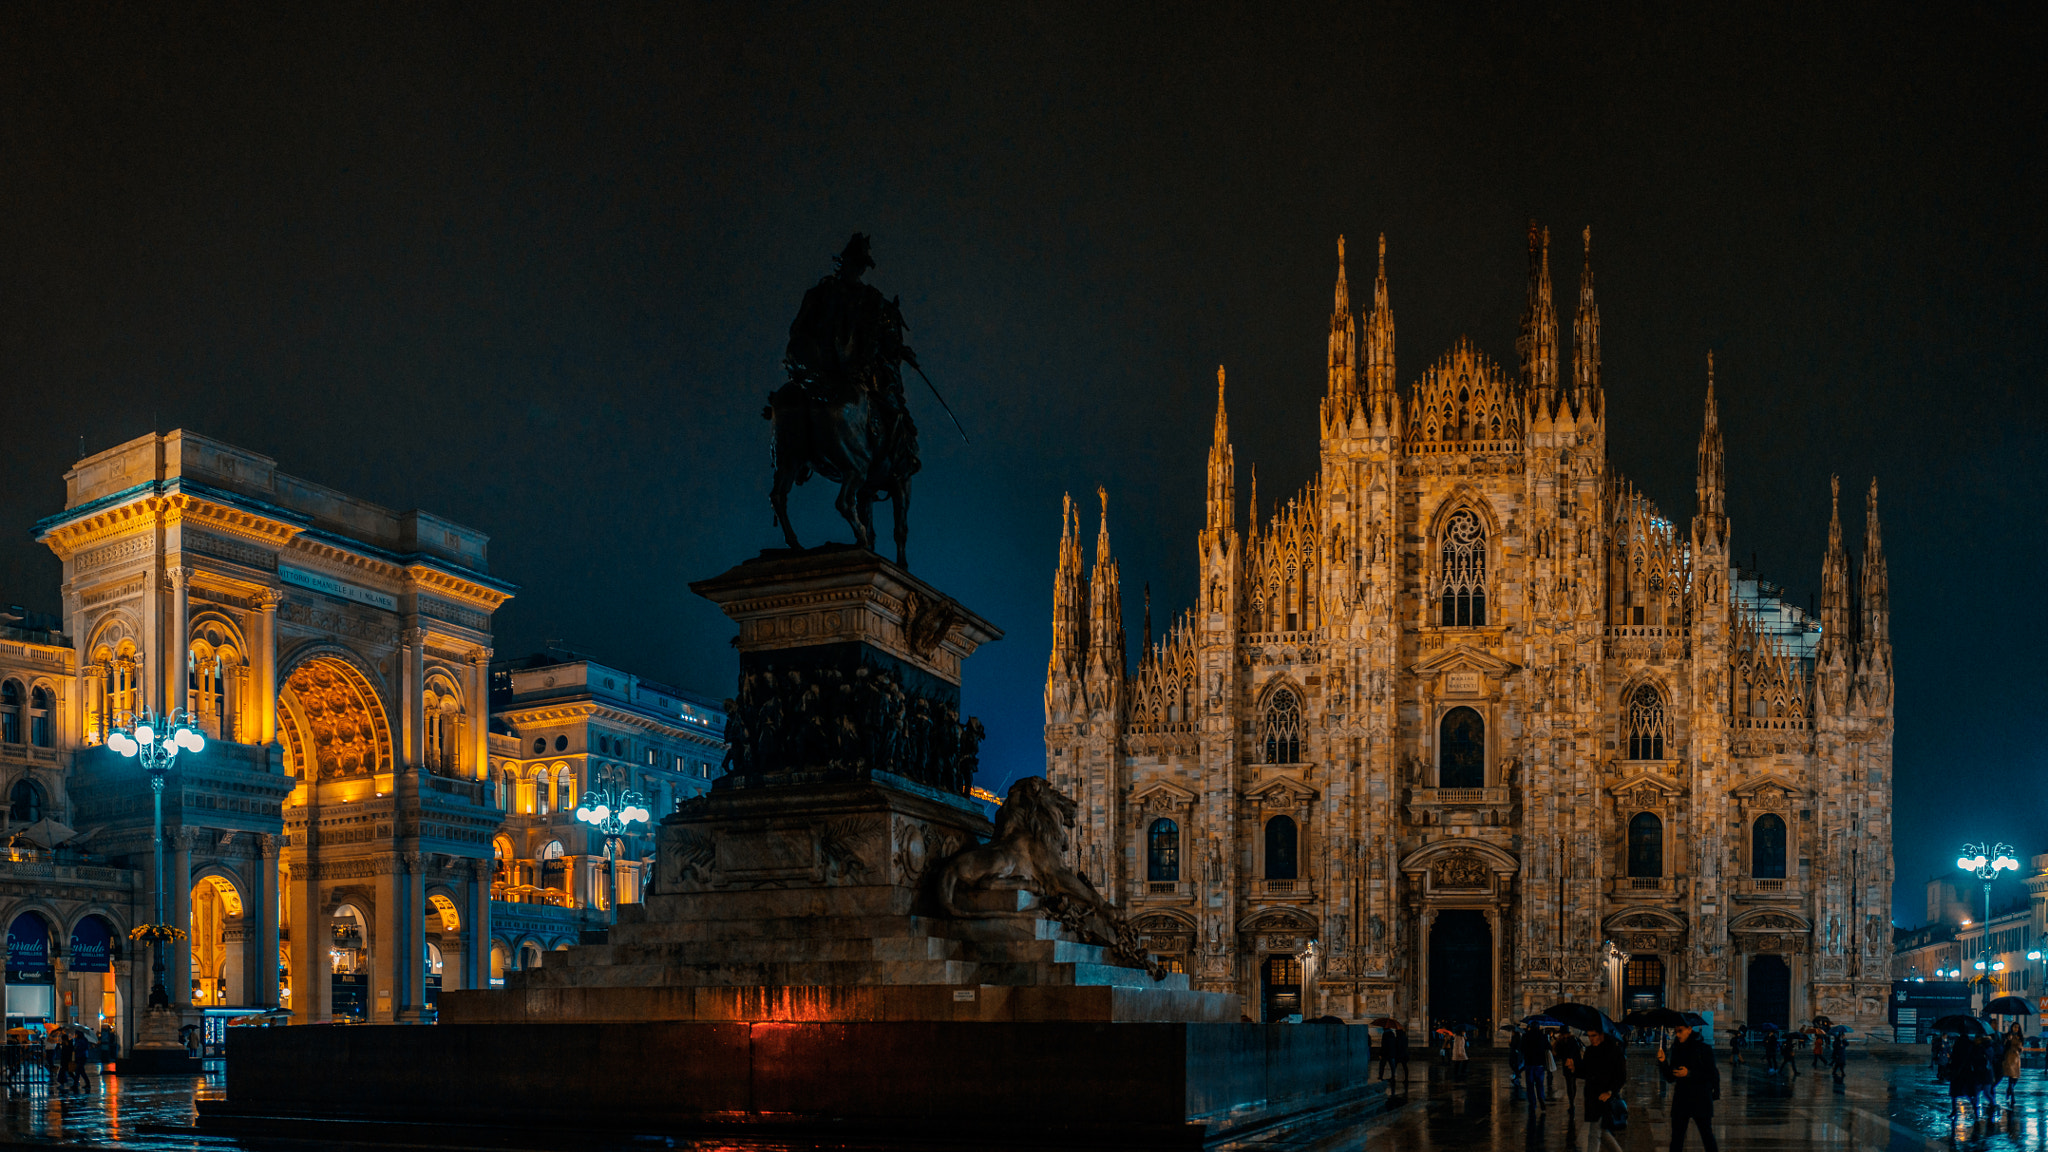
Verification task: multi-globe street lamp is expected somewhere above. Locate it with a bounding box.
[1958,842,2020,1009]
[574,784,651,924]
[106,711,207,1007]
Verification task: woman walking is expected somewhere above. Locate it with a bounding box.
[1450,1027,1469,1080]
[1995,1026,2024,1107]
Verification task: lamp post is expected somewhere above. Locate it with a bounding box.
[1958,842,2019,1012]
[574,784,650,924]
[106,710,206,1008]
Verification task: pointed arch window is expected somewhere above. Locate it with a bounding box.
[1627,812,1664,878]
[1262,689,1302,764]
[1752,814,1787,879]
[1438,510,1488,627]
[1438,706,1485,788]
[1147,818,1180,882]
[1264,816,1298,881]
[1625,684,1668,760]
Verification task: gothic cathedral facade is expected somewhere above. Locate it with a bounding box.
[1043,228,1895,1032]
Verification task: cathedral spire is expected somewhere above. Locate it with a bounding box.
[1048,491,1088,679]
[1364,232,1397,425]
[1142,582,1153,656]
[1205,366,1235,539]
[1695,352,1726,539]
[1572,225,1603,421]
[1819,474,1852,660]
[1085,486,1125,697]
[1322,235,1360,430]
[1859,477,1889,662]
[1518,221,1558,419]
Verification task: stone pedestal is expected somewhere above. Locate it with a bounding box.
[124,1005,201,1073]
[441,546,1237,1025]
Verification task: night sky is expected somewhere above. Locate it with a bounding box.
[2,6,2041,923]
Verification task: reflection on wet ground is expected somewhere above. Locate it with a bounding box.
[0,1048,2042,1149]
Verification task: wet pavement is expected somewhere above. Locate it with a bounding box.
[0,1048,2042,1149]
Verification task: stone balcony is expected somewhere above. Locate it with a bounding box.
[1734,877,1799,899]
[1405,786,1515,828]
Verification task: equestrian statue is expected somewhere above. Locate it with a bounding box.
[767,233,924,566]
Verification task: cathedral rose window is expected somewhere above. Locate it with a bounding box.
[1439,510,1488,627]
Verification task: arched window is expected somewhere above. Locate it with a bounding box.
[423,679,463,775]
[27,687,51,748]
[1264,816,1298,881]
[0,681,19,744]
[555,764,576,812]
[536,771,551,816]
[1147,818,1180,882]
[1438,707,1485,788]
[1625,684,1667,760]
[1752,814,1788,879]
[188,642,230,740]
[9,779,44,824]
[1438,510,1488,627]
[1262,689,1302,764]
[1627,812,1664,878]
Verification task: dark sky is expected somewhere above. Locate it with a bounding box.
[2,4,2041,923]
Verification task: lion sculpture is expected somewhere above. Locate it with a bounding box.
[934,776,1165,980]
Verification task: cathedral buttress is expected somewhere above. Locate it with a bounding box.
[1689,358,1734,993]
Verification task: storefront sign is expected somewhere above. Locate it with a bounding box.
[279,565,398,611]
[7,914,52,983]
[68,917,113,973]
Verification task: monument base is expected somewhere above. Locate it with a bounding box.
[121,1006,202,1074]
[443,771,1238,1025]
[207,1021,1385,1148]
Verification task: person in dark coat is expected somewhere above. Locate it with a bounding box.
[1377,1026,1396,1081]
[1555,1028,1586,1112]
[1517,1024,1552,1112]
[1762,1028,1780,1071]
[1658,1023,1721,1152]
[1391,1026,1410,1084]
[1830,1033,1849,1084]
[1580,1028,1628,1151]
[1945,1033,1983,1118]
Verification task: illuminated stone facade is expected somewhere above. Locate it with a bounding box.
[1044,230,1896,1031]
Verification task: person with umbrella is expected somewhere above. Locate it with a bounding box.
[1939,1021,1987,1119]
[1657,1021,1722,1151]
[1392,1024,1411,1085]
[1729,1022,1746,1066]
[1830,1029,1850,1085]
[1518,1021,1554,1112]
[1762,1024,1781,1072]
[1554,1025,1585,1113]
[1580,1026,1628,1151]
[1372,1018,1400,1082]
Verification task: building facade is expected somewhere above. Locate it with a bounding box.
[1044,229,1897,1031]
[2,430,725,1040]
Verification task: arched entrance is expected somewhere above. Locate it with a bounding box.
[278,656,394,781]
[190,875,246,1006]
[1428,910,1493,1029]
[1260,954,1303,1021]
[330,904,370,1021]
[1748,954,1792,1030]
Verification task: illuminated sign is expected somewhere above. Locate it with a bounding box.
[279,566,398,611]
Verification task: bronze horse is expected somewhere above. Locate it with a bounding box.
[766,381,917,566]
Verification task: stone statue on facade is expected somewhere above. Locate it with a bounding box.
[935,776,1166,979]
[767,233,922,566]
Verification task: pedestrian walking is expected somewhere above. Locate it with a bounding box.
[1946,1033,1984,1120]
[70,1028,95,1093]
[1579,1028,1628,1152]
[1657,1022,1721,1152]
[1377,1026,1397,1081]
[1519,1023,1553,1113]
[1450,1028,1469,1080]
[1728,1024,1744,1066]
[1507,1025,1526,1092]
[1996,1027,2023,1106]
[1555,1028,1584,1112]
[1829,1033,1849,1084]
[96,1024,118,1070]
[1762,1028,1779,1071]
[1392,1026,1411,1085]
[1811,1027,1826,1071]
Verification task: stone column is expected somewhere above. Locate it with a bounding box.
[287,851,329,1022]
[255,591,282,746]
[396,852,427,1021]
[400,627,425,771]
[470,859,493,990]
[170,830,194,1009]
[469,648,493,780]
[167,566,191,716]
[254,834,280,1007]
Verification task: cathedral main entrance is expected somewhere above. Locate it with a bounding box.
[1428,910,1492,1028]
[1747,955,1792,1030]
[1260,954,1303,1021]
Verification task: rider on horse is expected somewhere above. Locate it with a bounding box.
[781,233,917,466]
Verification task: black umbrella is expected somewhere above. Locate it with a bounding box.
[1682,1012,1708,1027]
[1986,996,2033,1016]
[1370,1017,1401,1029]
[1930,1015,1992,1036]
[1623,1007,1690,1029]
[1543,1002,1624,1037]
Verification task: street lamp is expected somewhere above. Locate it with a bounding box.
[574,784,650,924]
[1958,842,2019,1009]
[107,710,206,1008]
